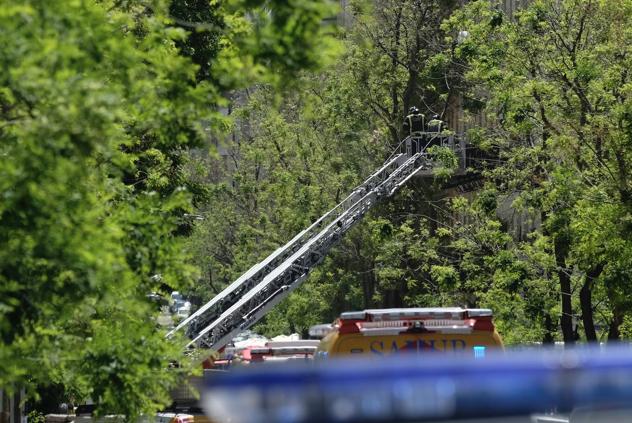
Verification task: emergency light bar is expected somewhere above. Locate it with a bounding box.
[340,308,492,321]
[355,319,475,336]
[339,308,494,334]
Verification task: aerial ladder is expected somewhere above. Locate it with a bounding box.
[167,133,463,352]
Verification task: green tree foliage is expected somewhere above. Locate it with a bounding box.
[444,0,632,343]
[0,0,336,416]
[188,0,632,348]
[0,1,197,415]
[187,73,385,309]
[169,0,224,82]
[347,0,462,144]
[187,0,467,337]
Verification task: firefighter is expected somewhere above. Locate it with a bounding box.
[424,114,445,151]
[427,114,444,133]
[403,107,425,154]
[403,106,425,136]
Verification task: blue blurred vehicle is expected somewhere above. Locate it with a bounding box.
[202,345,632,423]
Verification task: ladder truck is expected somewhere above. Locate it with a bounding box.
[167,133,464,352]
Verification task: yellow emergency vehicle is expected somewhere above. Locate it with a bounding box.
[316,307,503,357]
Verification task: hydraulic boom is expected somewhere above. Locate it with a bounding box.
[168,134,459,351]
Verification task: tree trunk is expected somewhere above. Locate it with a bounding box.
[543,313,555,344]
[362,260,376,309]
[541,211,574,343]
[606,280,624,341]
[580,281,596,342]
[580,264,604,342]
[384,290,403,308]
[553,236,575,344]
[608,310,624,341]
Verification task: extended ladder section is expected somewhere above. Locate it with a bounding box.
[169,135,455,351]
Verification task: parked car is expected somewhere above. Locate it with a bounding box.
[170,291,185,313]
[176,302,191,319]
